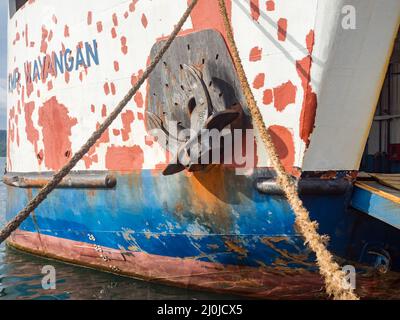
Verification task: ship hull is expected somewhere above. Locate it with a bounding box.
[6,169,400,298]
[5,0,400,299]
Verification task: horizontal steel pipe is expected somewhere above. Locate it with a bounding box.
[255,178,352,196]
[3,172,117,189]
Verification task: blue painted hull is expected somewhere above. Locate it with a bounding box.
[6,168,400,297]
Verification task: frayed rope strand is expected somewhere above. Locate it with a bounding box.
[217,0,359,301]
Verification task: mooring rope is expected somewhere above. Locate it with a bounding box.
[217,0,359,300]
[1,0,359,300]
[0,0,199,244]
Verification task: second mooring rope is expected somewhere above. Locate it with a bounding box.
[217,0,359,300]
[0,0,200,244]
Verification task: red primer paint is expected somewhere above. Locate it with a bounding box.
[296,30,317,146]
[121,110,135,141]
[104,83,110,95]
[268,125,295,173]
[25,24,29,47]
[112,13,119,27]
[188,0,232,40]
[64,25,70,37]
[87,11,93,25]
[250,0,260,21]
[24,101,39,155]
[277,18,287,41]
[26,78,34,98]
[111,28,117,39]
[273,80,297,112]
[134,92,144,108]
[105,146,144,171]
[306,29,315,55]
[83,123,110,169]
[121,36,128,55]
[110,83,116,95]
[38,97,77,170]
[252,73,265,89]
[141,14,148,28]
[145,136,154,147]
[40,26,49,53]
[249,47,262,62]
[266,0,275,11]
[97,21,103,33]
[263,89,273,105]
[130,70,144,86]
[129,0,138,12]
[101,104,107,117]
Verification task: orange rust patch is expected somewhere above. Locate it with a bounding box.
[250,0,260,21]
[121,110,135,142]
[273,80,297,112]
[266,0,275,11]
[187,166,232,232]
[225,240,248,256]
[252,73,265,89]
[296,30,317,147]
[38,96,77,171]
[263,89,273,105]
[188,0,232,40]
[268,125,295,174]
[105,145,144,172]
[249,46,262,62]
[277,18,287,41]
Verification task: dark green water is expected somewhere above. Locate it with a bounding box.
[0,158,231,300]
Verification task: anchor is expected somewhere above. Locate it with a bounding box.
[147,64,240,175]
[146,29,252,176]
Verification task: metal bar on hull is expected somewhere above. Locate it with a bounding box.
[3,172,117,189]
[255,178,353,196]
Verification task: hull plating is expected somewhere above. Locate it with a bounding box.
[6,169,400,298]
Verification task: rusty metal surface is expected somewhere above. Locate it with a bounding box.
[3,172,117,189]
[256,177,353,196]
[147,29,252,131]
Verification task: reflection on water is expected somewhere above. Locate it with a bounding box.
[0,246,233,300]
[0,158,232,300]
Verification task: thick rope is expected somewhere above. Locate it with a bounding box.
[217,0,359,300]
[0,0,199,244]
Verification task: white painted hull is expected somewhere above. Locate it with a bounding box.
[6,0,400,174]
